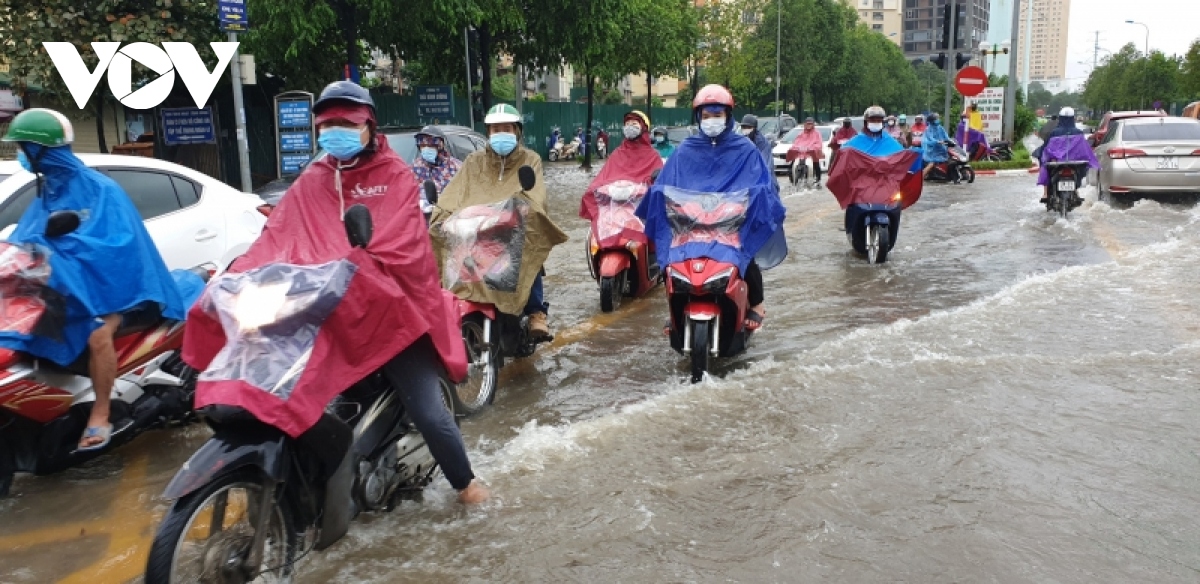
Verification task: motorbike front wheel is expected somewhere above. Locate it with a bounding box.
[866,225,883,264]
[145,471,296,584]
[599,272,625,313]
[548,150,559,162]
[961,166,976,184]
[690,320,710,383]
[454,316,499,417]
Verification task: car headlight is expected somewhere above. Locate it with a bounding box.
[233,281,291,332]
[702,267,734,294]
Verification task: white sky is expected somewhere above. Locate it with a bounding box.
[1064,0,1199,81]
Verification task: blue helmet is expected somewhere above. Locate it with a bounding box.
[313,80,375,115]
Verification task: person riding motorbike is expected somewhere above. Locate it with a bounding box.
[789,117,827,187]
[1033,107,1098,204]
[921,113,955,181]
[429,104,568,340]
[908,114,927,148]
[956,114,990,161]
[885,115,903,141]
[182,81,488,505]
[829,118,859,168]
[740,114,774,168]
[0,108,197,452]
[636,84,786,331]
[652,126,675,159]
[581,111,663,221]
[410,125,463,219]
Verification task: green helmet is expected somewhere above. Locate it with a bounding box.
[2,108,75,147]
[484,103,522,126]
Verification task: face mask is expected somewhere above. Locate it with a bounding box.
[623,124,642,140]
[700,117,725,138]
[888,121,896,126]
[420,147,439,164]
[868,123,884,133]
[740,127,754,136]
[318,127,365,161]
[655,135,665,144]
[489,132,518,156]
[16,150,33,173]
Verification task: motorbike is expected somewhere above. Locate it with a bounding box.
[144,205,459,583]
[586,180,660,312]
[971,140,1013,162]
[786,147,822,191]
[548,137,582,162]
[596,135,608,159]
[434,169,551,416]
[0,212,207,497]
[1044,161,1088,219]
[925,139,976,184]
[846,198,902,264]
[659,187,754,383]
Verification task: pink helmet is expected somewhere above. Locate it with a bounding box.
[692,84,734,110]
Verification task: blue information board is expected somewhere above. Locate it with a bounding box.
[218,0,249,32]
[281,154,312,174]
[416,85,454,118]
[279,131,312,153]
[160,107,215,146]
[277,101,311,128]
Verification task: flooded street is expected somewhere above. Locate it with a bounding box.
[2,164,1199,583]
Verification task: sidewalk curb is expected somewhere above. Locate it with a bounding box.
[975,167,1038,176]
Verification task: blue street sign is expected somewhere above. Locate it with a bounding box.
[281,154,312,175]
[160,107,215,146]
[277,101,311,128]
[416,85,455,118]
[279,131,312,153]
[218,0,249,32]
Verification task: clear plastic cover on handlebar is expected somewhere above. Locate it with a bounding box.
[594,180,648,244]
[440,197,529,293]
[199,260,357,400]
[0,242,61,337]
[662,186,749,250]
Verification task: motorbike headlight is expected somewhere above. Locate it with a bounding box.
[702,267,734,294]
[232,281,291,332]
[668,267,693,294]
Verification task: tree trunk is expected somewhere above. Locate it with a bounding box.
[646,71,653,121]
[94,97,108,154]
[479,25,493,111]
[583,72,595,171]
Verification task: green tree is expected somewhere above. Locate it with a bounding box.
[610,0,698,125]
[1182,40,1200,99]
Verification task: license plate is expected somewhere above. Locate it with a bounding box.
[1157,157,1179,170]
[1057,180,1076,192]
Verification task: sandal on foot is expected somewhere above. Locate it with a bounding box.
[76,424,113,453]
[744,310,765,332]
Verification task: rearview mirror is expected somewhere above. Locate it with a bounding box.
[518,165,536,192]
[344,204,373,248]
[423,180,438,207]
[45,211,81,238]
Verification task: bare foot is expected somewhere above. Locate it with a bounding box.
[457,480,490,505]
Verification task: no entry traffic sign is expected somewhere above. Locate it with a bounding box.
[954,66,988,97]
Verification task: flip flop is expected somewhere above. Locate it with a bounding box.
[76,424,113,453]
[744,310,765,332]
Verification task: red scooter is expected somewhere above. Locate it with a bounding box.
[586,180,660,312]
[0,212,208,496]
[431,171,551,417]
[660,188,754,382]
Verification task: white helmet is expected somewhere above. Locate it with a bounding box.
[484,103,522,126]
[1059,106,1075,117]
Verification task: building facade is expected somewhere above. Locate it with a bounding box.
[901,0,990,60]
[1014,0,1071,82]
[842,0,904,46]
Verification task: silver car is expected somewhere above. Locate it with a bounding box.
[1093,117,1200,201]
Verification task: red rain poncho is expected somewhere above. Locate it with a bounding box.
[183,137,467,437]
[787,128,826,161]
[826,148,923,211]
[579,128,663,221]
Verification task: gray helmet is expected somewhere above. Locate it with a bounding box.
[740,114,759,128]
[651,126,667,136]
[313,80,375,115]
[416,125,447,141]
[863,105,886,119]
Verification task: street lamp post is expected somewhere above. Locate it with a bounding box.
[1125,20,1150,109]
[775,0,781,119]
[979,40,1011,76]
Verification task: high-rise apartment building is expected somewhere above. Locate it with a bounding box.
[841,0,904,46]
[901,0,990,59]
[1014,0,1071,82]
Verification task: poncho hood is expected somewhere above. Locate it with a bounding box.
[183,135,468,438]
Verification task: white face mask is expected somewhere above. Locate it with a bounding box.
[868,122,884,133]
[701,117,726,137]
[740,127,754,136]
[623,124,642,140]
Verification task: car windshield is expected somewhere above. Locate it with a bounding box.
[666,128,692,144]
[1122,122,1200,142]
[759,120,779,136]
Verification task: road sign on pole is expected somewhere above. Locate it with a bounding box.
[954,66,988,97]
[218,0,249,32]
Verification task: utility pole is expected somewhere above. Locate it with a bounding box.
[1093,30,1100,70]
[228,32,252,193]
[1022,0,1033,100]
[943,0,958,123]
[1002,0,1021,141]
[463,27,474,131]
[775,0,781,119]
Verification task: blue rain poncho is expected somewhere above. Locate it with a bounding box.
[922,120,951,163]
[844,132,925,173]
[636,117,787,274]
[0,144,198,365]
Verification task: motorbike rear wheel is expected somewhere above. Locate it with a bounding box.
[454,316,498,417]
[961,166,976,184]
[1059,190,1070,220]
[690,320,710,383]
[599,272,625,313]
[145,471,296,584]
[548,150,559,162]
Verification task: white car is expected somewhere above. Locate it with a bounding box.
[772,126,833,175]
[0,155,267,271]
